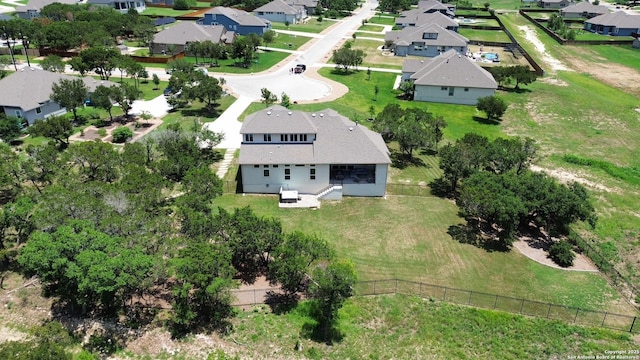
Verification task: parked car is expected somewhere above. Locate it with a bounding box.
[294,64,306,73]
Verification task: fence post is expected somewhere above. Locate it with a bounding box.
[494,294,498,310]
[468,290,473,305]
[602,312,608,327]
[631,317,637,333]
[574,309,579,324]
[546,303,552,319]
[520,299,525,314]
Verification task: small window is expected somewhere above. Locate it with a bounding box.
[264,169,269,177]
[263,165,269,168]
[285,175,290,180]
[263,134,271,142]
[310,168,316,180]
[441,86,447,91]
[295,164,305,167]
[244,134,253,142]
[36,107,42,114]
[272,165,279,168]
[464,88,469,92]
[254,165,259,168]
[449,87,454,96]
[302,134,307,141]
[284,169,290,175]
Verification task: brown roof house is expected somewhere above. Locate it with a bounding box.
[152,21,235,55]
[584,11,640,36]
[395,11,459,31]
[254,0,306,24]
[0,67,115,125]
[402,49,497,105]
[385,24,468,57]
[560,2,608,18]
[239,106,391,199]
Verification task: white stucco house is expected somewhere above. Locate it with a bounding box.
[403,49,497,105]
[239,106,391,198]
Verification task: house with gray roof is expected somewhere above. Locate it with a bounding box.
[416,0,455,17]
[385,24,468,57]
[584,11,640,36]
[87,0,145,13]
[239,106,391,198]
[200,7,271,35]
[402,49,497,105]
[395,11,459,31]
[152,22,235,55]
[254,0,306,24]
[560,2,608,18]
[287,0,317,16]
[538,0,572,9]
[0,67,115,125]
[14,0,77,19]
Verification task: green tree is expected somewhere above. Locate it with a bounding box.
[549,240,575,267]
[152,73,160,90]
[112,83,140,117]
[332,45,364,73]
[307,259,357,342]
[487,66,512,89]
[178,166,223,212]
[373,84,379,101]
[262,29,275,47]
[0,114,22,143]
[477,95,508,121]
[280,92,291,108]
[69,140,120,182]
[77,46,121,81]
[398,80,414,99]
[510,65,537,89]
[2,196,36,245]
[50,78,89,124]
[91,85,117,122]
[112,126,133,143]
[186,74,222,110]
[28,115,73,147]
[260,88,278,107]
[41,55,66,73]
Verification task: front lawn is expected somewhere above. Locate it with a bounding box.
[358,24,386,32]
[266,32,313,50]
[159,95,236,131]
[367,14,397,26]
[141,51,290,74]
[270,19,336,33]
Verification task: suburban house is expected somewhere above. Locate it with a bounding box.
[152,22,235,55]
[560,2,608,18]
[538,0,572,9]
[199,7,271,35]
[385,24,468,57]
[0,67,115,125]
[239,106,391,198]
[287,0,317,16]
[395,11,459,31]
[416,0,455,17]
[584,11,640,36]
[87,0,146,13]
[254,0,306,24]
[402,49,497,105]
[0,14,13,21]
[14,0,77,19]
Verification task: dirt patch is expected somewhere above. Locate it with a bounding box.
[530,165,613,193]
[0,327,27,343]
[69,118,163,144]
[518,25,571,72]
[538,76,568,86]
[513,237,598,272]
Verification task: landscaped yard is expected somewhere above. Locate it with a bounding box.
[159,95,236,131]
[271,19,336,33]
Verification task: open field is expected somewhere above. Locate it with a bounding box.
[346,39,404,68]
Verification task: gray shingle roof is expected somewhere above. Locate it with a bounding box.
[408,49,497,89]
[0,68,115,111]
[254,0,298,15]
[153,22,233,45]
[561,2,608,15]
[286,0,317,7]
[586,11,640,29]
[395,10,458,28]
[385,24,468,47]
[15,0,76,12]
[417,0,450,11]
[402,58,429,73]
[207,7,270,27]
[239,106,391,165]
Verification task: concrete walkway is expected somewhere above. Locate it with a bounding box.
[216,148,237,179]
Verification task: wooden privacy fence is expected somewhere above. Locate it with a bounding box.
[354,279,639,333]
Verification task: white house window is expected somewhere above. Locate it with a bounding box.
[245,134,254,142]
[449,87,455,96]
[302,134,307,141]
[263,134,271,142]
[254,164,259,168]
[264,169,270,176]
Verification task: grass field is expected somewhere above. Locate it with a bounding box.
[271,20,336,33]
[366,15,397,26]
[143,51,289,74]
[226,295,635,359]
[140,7,193,16]
[267,32,313,50]
[459,28,512,43]
[159,95,236,131]
[358,24,386,32]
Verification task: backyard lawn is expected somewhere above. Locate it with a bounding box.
[140,7,194,16]
[459,28,512,43]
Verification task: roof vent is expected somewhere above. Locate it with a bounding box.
[267,111,272,115]
[348,127,353,131]
[288,111,292,116]
[311,113,316,117]
[458,54,461,58]
[320,113,324,117]
[276,113,280,117]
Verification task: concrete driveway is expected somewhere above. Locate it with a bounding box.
[129,94,172,118]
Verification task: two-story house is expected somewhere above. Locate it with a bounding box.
[200,7,271,35]
[239,106,391,198]
[385,24,468,57]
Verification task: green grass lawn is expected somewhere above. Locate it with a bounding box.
[271,20,335,33]
[226,295,635,359]
[144,52,289,74]
[585,44,640,71]
[140,7,194,16]
[159,95,236,131]
[460,18,501,27]
[358,24,386,32]
[459,28,512,43]
[266,32,313,50]
[367,14,397,26]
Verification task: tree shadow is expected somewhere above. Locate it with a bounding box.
[180,105,221,119]
[501,87,531,94]
[472,116,501,125]
[265,291,300,314]
[429,177,454,198]
[447,223,510,253]
[390,150,426,170]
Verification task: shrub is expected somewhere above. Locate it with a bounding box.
[173,0,189,10]
[112,126,133,143]
[97,128,107,137]
[549,240,575,267]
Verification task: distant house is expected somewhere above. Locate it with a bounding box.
[0,68,115,125]
[0,14,13,21]
[584,11,640,36]
[385,24,468,57]
[560,2,608,18]
[287,0,317,16]
[402,49,497,105]
[254,0,306,24]
[152,22,235,55]
[200,7,271,35]
[395,11,459,31]
[538,0,572,9]
[416,0,455,17]
[87,0,146,13]
[14,0,77,19]
[239,106,391,198]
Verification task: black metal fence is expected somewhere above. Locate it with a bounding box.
[354,279,639,333]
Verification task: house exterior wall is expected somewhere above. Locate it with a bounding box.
[241,163,330,194]
[201,14,270,35]
[3,101,65,126]
[584,22,638,36]
[414,85,494,105]
[561,11,603,19]
[152,43,186,55]
[396,44,466,57]
[340,164,387,197]
[254,11,301,24]
[539,0,569,8]
[16,10,39,19]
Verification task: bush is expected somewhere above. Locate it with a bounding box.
[549,240,575,267]
[112,126,133,143]
[173,0,189,10]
